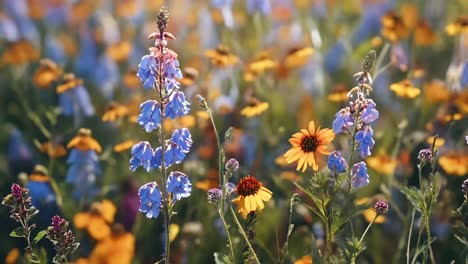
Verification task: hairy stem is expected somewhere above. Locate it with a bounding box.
[230,207,261,264]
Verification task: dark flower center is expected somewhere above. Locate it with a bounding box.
[301,135,319,153]
[236,176,261,197]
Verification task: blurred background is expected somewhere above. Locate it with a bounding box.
[0,0,467,263]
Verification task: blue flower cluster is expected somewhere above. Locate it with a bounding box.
[327,151,348,174]
[332,78,379,188]
[351,162,370,188]
[66,146,101,200]
[131,27,192,220]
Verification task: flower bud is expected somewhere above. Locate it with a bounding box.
[225,158,239,172]
[374,200,389,215]
[207,188,222,204]
[418,149,432,164]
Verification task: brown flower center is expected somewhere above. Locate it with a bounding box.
[236,176,261,196]
[301,135,319,153]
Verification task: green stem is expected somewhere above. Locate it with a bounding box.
[230,207,261,264]
[373,43,390,79]
[207,108,225,212]
[406,209,416,264]
[351,215,377,263]
[218,208,236,262]
[424,215,435,264]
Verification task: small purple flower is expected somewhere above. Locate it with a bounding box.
[129,141,155,172]
[167,171,192,202]
[374,201,389,215]
[355,126,375,158]
[51,215,65,232]
[11,183,24,199]
[327,151,348,173]
[225,158,239,172]
[225,182,236,195]
[351,162,369,188]
[207,188,222,203]
[417,149,433,164]
[333,108,354,134]
[137,55,157,89]
[390,44,408,72]
[360,99,379,124]
[164,90,190,119]
[138,182,162,219]
[138,100,162,132]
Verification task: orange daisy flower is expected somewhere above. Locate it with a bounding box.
[232,176,273,218]
[284,121,335,172]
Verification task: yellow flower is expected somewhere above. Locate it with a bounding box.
[163,115,196,132]
[232,176,273,218]
[284,46,314,69]
[367,153,397,175]
[38,141,67,158]
[123,69,140,90]
[67,128,102,153]
[423,80,450,104]
[5,248,20,264]
[240,99,270,118]
[438,152,468,176]
[414,21,437,46]
[294,255,313,264]
[390,80,421,98]
[87,225,135,264]
[284,121,335,172]
[102,102,129,122]
[205,45,238,67]
[426,136,445,149]
[445,16,468,36]
[327,84,349,103]
[56,73,83,94]
[74,200,117,241]
[114,140,136,153]
[1,40,40,65]
[33,59,62,89]
[454,90,468,114]
[29,165,50,182]
[179,67,199,86]
[401,4,419,29]
[244,51,277,81]
[107,41,132,62]
[381,11,409,42]
[356,197,385,224]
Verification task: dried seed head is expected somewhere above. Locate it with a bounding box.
[157,6,170,32]
[362,50,377,72]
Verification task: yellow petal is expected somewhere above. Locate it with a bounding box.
[308,121,315,134]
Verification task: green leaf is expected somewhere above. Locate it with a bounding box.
[10,227,25,238]
[401,187,424,212]
[214,252,234,264]
[33,230,47,244]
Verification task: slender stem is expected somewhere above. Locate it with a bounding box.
[358,215,377,246]
[320,191,332,259]
[207,108,225,212]
[411,219,423,264]
[218,207,236,262]
[230,207,261,264]
[156,34,170,264]
[425,215,435,264]
[407,209,416,264]
[373,43,390,79]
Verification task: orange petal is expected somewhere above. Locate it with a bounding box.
[308,121,315,134]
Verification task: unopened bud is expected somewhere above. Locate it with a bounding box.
[225,158,239,172]
[374,201,389,215]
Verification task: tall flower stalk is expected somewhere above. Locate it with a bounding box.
[130,6,192,264]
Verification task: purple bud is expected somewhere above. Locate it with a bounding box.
[225,182,236,195]
[11,183,23,199]
[207,188,222,204]
[418,149,432,164]
[225,158,239,172]
[374,201,389,215]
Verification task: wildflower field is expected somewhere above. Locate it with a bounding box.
[1,0,468,263]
